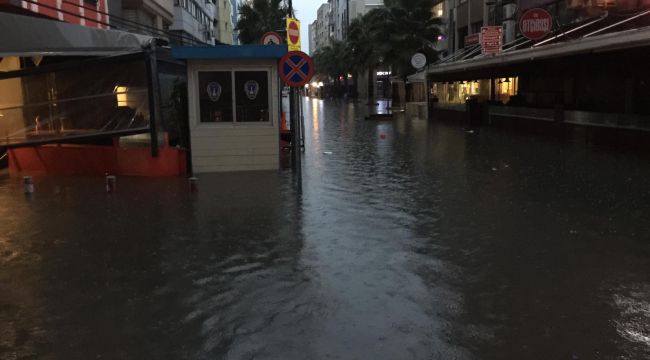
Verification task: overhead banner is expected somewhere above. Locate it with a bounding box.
[286,17,301,51]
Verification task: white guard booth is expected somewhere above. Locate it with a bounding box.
[172,45,287,173]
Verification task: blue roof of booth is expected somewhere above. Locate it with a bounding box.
[172,44,288,59]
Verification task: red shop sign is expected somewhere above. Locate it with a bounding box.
[464,33,480,46]
[519,8,553,40]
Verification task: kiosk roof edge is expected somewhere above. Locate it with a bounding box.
[172,45,289,60]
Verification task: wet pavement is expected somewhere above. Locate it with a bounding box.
[1,98,650,359]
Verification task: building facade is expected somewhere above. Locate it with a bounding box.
[0,0,110,28]
[310,3,331,54]
[329,0,348,40]
[328,0,384,40]
[349,0,383,19]
[427,0,650,140]
[230,0,238,44]
[308,22,317,55]
[215,0,233,44]
[107,0,173,36]
[170,0,216,44]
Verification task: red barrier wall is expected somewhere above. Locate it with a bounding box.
[9,143,187,177]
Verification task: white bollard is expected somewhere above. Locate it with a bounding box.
[23,176,34,194]
[105,175,116,193]
[188,177,198,192]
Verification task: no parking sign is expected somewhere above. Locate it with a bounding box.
[278,51,314,88]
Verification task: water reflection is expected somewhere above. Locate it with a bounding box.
[0,99,649,359]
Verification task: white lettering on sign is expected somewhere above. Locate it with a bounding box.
[481,26,503,55]
[521,18,551,33]
[519,8,553,40]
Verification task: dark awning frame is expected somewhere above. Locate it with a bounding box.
[0,12,153,57]
[428,24,650,80]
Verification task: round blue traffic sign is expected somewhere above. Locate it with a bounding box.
[279,51,314,88]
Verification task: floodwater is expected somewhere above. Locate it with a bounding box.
[1,99,650,360]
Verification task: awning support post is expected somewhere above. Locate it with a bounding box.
[490,78,496,101]
[145,43,162,157]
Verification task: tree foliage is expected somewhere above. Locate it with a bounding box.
[314,0,443,86]
[313,40,351,81]
[236,0,287,44]
[378,0,443,77]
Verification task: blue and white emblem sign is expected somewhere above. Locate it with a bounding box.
[207,82,222,102]
[244,80,260,100]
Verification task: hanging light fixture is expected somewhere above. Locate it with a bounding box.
[504,78,511,83]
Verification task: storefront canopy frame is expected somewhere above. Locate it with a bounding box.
[0,12,154,57]
[428,25,650,78]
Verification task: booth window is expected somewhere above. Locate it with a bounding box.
[198,71,233,123]
[197,70,270,124]
[235,71,269,122]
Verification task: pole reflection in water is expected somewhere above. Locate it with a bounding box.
[0,98,649,359]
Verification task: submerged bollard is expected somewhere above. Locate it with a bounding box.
[188,177,198,192]
[105,175,116,193]
[23,176,34,194]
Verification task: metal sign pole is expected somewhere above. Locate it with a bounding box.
[299,91,305,150]
[290,87,300,171]
[278,49,314,171]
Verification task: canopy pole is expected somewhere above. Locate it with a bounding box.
[145,42,161,157]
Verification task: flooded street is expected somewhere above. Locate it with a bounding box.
[1,99,650,359]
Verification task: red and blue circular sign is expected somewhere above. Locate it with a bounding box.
[279,51,314,88]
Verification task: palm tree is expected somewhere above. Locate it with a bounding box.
[376,0,443,76]
[236,0,288,44]
[313,40,351,97]
[347,11,386,105]
[351,0,442,106]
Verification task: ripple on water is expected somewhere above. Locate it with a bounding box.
[611,283,650,358]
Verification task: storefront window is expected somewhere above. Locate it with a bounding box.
[0,59,150,146]
[431,79,490,105]
[497,77,518,103]
[198,71,233,123]
[431,78,518,106]
[432,3,444,17]
[234,71,269,122]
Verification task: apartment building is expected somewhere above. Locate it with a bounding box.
[170,0,217,44]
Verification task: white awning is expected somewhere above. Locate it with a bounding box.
[428,25,650,75]
[0,12,154,57]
